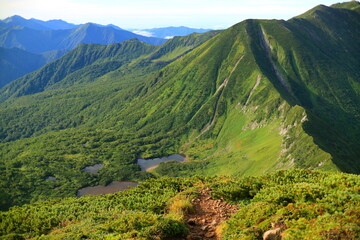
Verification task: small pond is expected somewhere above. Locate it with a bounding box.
[45,176,58,181]
[137,154,185,171]
[82,163,104,174]
[77,181,139,197]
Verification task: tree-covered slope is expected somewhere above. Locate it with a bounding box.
[0,31,218,142]
[0,2,359,210]
[0,39,157,102]
[0,32,218,208]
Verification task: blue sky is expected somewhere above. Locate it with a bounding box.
[0,0,346,29]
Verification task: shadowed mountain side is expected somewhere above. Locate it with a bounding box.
[0,47,68,88]
[0,47,46,88]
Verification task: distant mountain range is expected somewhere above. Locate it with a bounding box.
[0,17,166,53]
[2,15,79,30]
[0,16,214,87]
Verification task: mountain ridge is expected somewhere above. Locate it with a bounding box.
[0,20,167,87]
[2,15,50,30]
[0,20,166,54]
[0,16,217,88]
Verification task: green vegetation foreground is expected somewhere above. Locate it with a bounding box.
[1,169,359,239]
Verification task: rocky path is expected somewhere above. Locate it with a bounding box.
[184,188,239,240]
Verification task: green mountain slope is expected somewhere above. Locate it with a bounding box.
[114,2,360,176]
[0,32,218,208]
[0,39,157,102]
[0,31,218,143]
[0,2,359,211]
[115,19,335,176]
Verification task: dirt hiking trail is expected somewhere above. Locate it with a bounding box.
[184,187,239,240]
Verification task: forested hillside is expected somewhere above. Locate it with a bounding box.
[0,31,219,209]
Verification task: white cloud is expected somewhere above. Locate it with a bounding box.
[132,30,153,37]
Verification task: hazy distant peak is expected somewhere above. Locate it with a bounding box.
[3,15,26,22]
[1,15,79,30]
[81,22,123,31]
[105,24,123,30]
[2,15,49,30]
[32,18,78,30]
